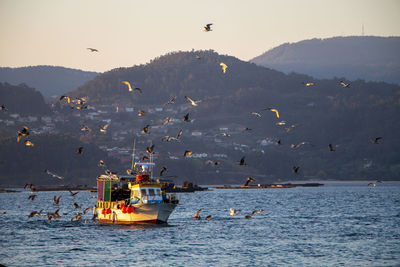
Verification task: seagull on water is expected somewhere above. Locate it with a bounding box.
[193,209,202,220]
[230,208,241,216]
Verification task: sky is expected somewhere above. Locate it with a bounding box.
[0,0,399,73]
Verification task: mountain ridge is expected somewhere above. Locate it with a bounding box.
[250,36,400,84]
[0,65,99,99]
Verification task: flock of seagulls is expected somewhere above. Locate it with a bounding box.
[3,23,385,224]
[192,207,263,221]
[22,184,96,223]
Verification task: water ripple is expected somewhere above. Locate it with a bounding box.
[0,183,399,266]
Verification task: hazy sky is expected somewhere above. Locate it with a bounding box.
[1,0,399,72]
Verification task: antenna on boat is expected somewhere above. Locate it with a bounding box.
[131,138,136,171]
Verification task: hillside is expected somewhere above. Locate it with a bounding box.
[64,50,400,183]
[0,82,51,115]
[0,66,99,99]
[250,36,400,84]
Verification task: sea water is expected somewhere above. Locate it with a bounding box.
[0,182,399,266]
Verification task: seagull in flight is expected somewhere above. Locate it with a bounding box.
[17,126,29,142]
[28,194,37,201]
[53,195,62,205]
[220,62,227,74]
[251,112,262,118]
[328,144,335,152]
[286,124,298,133]
[183,113,191,122]
[69,190,79,197]
[184,150,192,157]
[163,96,176,107]
[76,146,84,155]
[24,140,35,147]
[146,144,155,154]
[205,160,221,166]
[59,95,71,103]
[291,142,306,149]
[44,169,64,180]
[244,177,256,186]
[264,108,279,118]
[87,48,98,52]
[340,81,350,88]
[369,137,382,144]
[160,166,168,176]
[122,81,142,93]
[99,123,110,133]
[236,156,247,166]
[185,96,201,106]
[142,125,150,134]
[81,126,91,132]
[28,210,43,218]
[292,166,300,173]
[203,23,213,32]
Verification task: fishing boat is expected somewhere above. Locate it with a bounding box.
[94,156,179,224]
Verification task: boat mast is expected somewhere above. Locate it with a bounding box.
[131,138,136,171]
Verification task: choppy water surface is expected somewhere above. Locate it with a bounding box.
[1,182,400,266]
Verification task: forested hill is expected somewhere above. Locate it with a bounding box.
[1,50,400,185]
[0,66,99,99]
[70,50,288,107]
[250,36,400,85]
[67,50,400,181]
[69,49,399,117]
[0,82,51,115]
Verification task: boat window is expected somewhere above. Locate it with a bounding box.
[148,189,155,196]
[141,189,147,196]
[155,189,161,195]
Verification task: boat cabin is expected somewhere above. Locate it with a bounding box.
[96,162,177,209]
